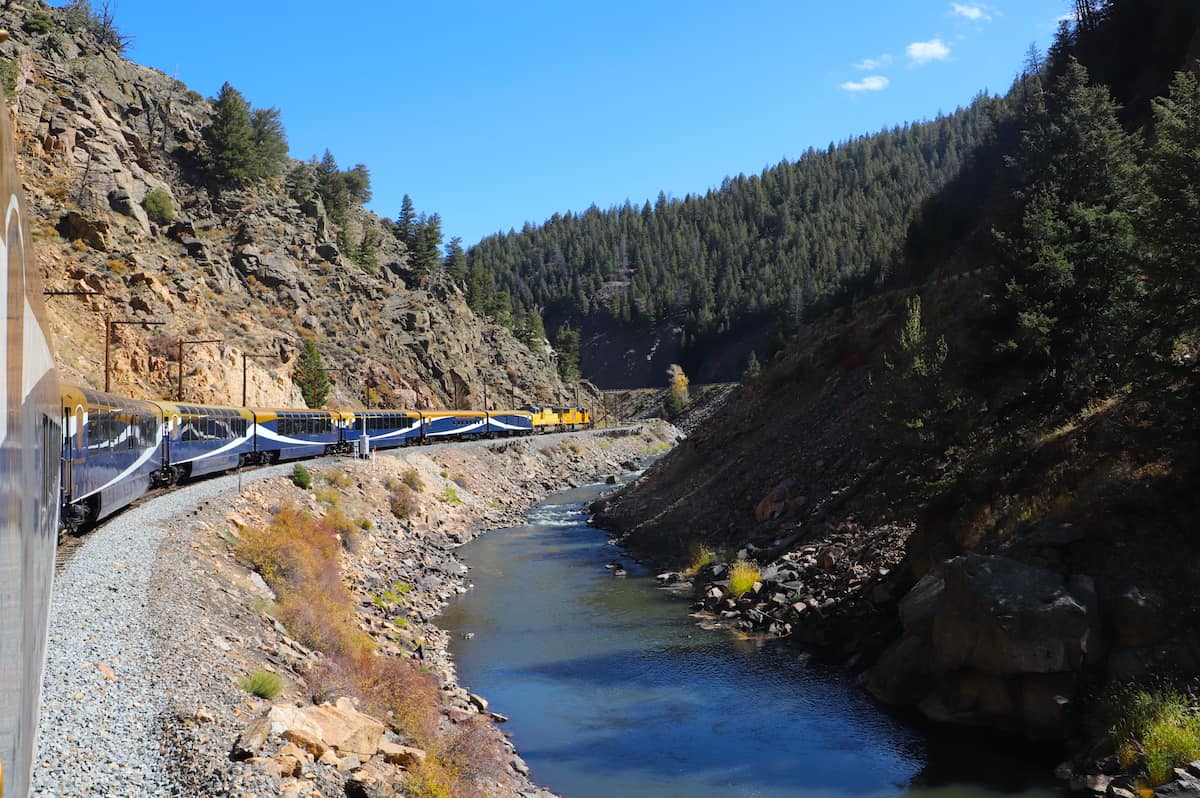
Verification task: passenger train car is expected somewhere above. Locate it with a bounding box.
[0,87,63,798]
[57,393,566,532]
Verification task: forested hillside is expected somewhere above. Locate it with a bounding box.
[464,98,1000,384]
[598,0,1200,789]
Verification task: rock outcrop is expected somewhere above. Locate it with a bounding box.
[1,1,571,408]
[861,553,1090,740]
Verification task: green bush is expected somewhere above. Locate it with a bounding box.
[240,669,282,699]
[291,463,312,489]
[440,485,461,505]
[22,11,56,34]
[1104,687,1200,786]
[142,188,174,226]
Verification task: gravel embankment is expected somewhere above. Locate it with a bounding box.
[33,426,675,797]
[33,460,307,797]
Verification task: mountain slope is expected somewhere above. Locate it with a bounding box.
[3,1,571,409]
[466,98,1002,386]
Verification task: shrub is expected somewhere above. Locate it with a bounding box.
[357,517,373,531]
[440,485,461,506]
[401,468,424,492]
[236,506,374,660]
[324,506,356,537]
[142,188,174,226]
[685,545,714,575]
[22,11,56,34]
[389,483,417,519]
[728,561,760,598]
[314,486,340,507]
[1103,686,1200,786]
[291,463,311,489]
[324,469,354,489]
[240,669,282,699]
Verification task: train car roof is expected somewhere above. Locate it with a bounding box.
[152,400,255,419]
[420,410,487,418]
[62,384,162,414]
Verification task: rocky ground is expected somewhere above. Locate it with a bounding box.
[37,424,677,797]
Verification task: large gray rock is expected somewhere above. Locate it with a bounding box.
[930,553,1088,675]
[864,553,1091,740]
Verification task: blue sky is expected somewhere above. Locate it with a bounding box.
[86,1,1071,247]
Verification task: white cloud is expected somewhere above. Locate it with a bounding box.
[907,39,951,65]
[854,54,894,70]
[951,3,992,21]
[840,75,890,92]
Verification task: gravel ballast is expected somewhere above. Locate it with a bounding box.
[33,461,304,797]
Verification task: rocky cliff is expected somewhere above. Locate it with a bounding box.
[2,1,570,408]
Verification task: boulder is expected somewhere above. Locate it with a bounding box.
[1154,777,1200,797]
[930,553,1088,676]
[298,703,385,757]
[377,740,427,769]
[57,211,109,250]
[231,715,272,760]
[282,727,328,758]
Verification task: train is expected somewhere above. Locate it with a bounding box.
[60,387,593,532]
[0,62,597,793]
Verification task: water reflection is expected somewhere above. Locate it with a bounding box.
[438,483,1062,798]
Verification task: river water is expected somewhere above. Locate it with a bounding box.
[438,481,1064,798]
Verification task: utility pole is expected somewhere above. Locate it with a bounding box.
[241,352,275,406]
[177,338,222,401]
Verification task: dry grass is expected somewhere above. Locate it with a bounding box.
[323,468,355,489]
[389,483,418,519]
[402,468,424,492]
[236,506,374,660]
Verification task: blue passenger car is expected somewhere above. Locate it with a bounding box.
[345,410,422,451]
[157,402,256,480]
[420,410,488,441]
[61,385,163,528]
[485,410,534,436]
[251,408,348,462]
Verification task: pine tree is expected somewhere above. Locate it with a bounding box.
[553,325,581,383]
[444,236,468,283]
[203,83,257,187]
[293,338,331,408]
[410,213,443,277]
[1144,68,1200,351]
[992,57,1141,392]
[395,195,416,250]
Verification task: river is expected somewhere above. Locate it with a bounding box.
[438,481,1064,798]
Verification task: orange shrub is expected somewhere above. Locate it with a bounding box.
[237,506,373,659]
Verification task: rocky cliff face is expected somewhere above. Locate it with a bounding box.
[2,1,567,408]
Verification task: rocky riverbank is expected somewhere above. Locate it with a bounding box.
[38,425,676,798]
